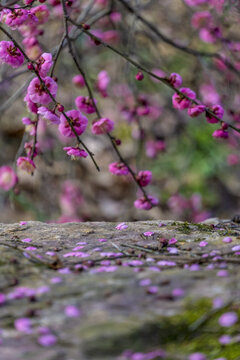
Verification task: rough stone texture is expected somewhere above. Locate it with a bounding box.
[0,220,239,360]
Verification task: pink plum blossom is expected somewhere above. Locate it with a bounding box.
[134,195,158,210]
[17,157,36,174]
[64,305,81,317]
[172,288,184,297]
[222,237,232,243]
[0,41,24,68]
[169,73,182,87]
[188,105,206,117]
[109,162,129,175]
[168,247,178,254]
[199,27,222,43]
[36,53,53,77]
[38,334,57,347]
[72,74,85,88]
[75,96,97,114]
[22,117,36,136]
[63,147,88,158]
[217,270,228,277]
[92,118,114,134]
[27,76,58,105]
[218,335,232,345]
[116,222,128,230]
[24,141,39,158]
[172,88,196,110]
[24,93,38,114]
[232,245,240,252]
[206,105,224,123]
[136,71,144,81]
[137,170,152,187]
[97,70,110,97]
[199,241,208,247]
[169,238,177,245]
[212,129,228,139]
[38,106,60,124]
[218,312,238,327]
[143,231,154,237]
[21,238,32,243]
[5,7,29,29]
[15,318,32,334]
[0,166,18,191]
[25,246,37,251]
[31,5,49,24]
[58,109,88,137]
[147,286,159,294]
[158,260,176,266]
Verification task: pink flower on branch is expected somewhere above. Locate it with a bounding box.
[63,147,88,159]
[27,76,58,105]
[36,53,53,77]
[109,162,129,175]
[199,27,222,44]
[38,106,60,124]
[0,41,24,68]
[17,157,36,174]
[212,129,228,139]
[75,96,97,114]
[134,195,158,210]
[137,170,152,187]
[92,118,114,135]
[172,88,196,110]
[24,94,38,114]
[31,4,49,24]
[5,7,29,29]
[188,105,206,117]
[168,73,182,88]
[58,109,88,137]
[206,105,224,123]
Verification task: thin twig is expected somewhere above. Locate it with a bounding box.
[116,0,240,78]
[68,20,240,134]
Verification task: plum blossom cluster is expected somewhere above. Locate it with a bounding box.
[186,0,226,43]
[109,162,157,209]
[172,82,227,139]
[0,0,239,221]
[0,2,77,60]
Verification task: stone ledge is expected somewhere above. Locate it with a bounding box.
[0,220,239,360]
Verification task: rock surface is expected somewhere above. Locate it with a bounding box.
[0,220,239,360]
